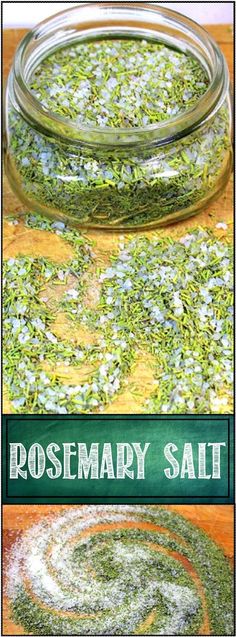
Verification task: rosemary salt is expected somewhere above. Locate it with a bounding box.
[3,213,233,414]
[7,37,231,227]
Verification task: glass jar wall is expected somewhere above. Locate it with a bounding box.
[4,4,232,230]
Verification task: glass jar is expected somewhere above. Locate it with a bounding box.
[4,3,232,230]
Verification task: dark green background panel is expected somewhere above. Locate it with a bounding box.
[2,414,234,504]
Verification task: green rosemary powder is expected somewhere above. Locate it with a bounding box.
[7,506,234,635]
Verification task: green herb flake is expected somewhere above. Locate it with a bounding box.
[3,213,233,414]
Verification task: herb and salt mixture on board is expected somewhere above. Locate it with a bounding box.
[6,506,234,635]
[3,214,233,414]
[7,37,231,227]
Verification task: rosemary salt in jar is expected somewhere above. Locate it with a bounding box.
[5,3,232,230]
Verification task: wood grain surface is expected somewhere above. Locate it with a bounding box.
[2,504,234,636]
[3,25,234,414]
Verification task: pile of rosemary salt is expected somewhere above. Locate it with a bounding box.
[29,39,209,126]
[3,214,233,414]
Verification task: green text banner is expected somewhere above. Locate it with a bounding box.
[2,414,234,504]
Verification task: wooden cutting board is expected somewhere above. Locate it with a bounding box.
[3,25,233,415]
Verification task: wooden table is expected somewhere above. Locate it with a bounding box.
[3,25,233,415]
[2,504,234,635]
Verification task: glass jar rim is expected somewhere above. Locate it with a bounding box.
[11,2,229,147]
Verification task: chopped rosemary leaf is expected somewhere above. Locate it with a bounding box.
[3,213,233,414]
